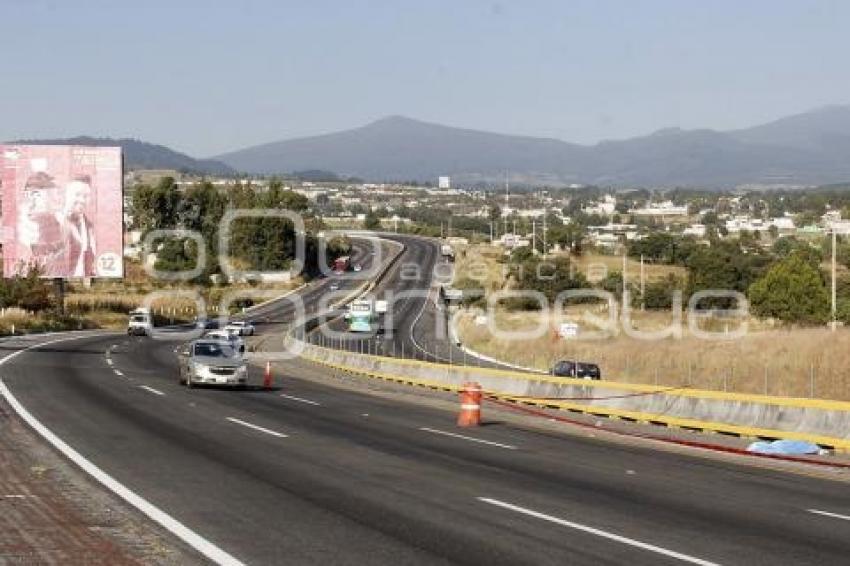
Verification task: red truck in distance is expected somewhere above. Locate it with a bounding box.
[332,255,350,274]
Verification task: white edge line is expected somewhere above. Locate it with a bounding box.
[419,427,517,450]
[279,393,321,406]
[138,385,165,396]
[0,334,245,566]
[478,498,720,566]
[226,417,288,438]
[808,508,850,521]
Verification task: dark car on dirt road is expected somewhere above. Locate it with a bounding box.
[552,360,601,380]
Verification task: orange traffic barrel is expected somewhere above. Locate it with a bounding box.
[264,360,273,390]
[457,382,483,427]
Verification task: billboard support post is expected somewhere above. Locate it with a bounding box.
[53,278,65,315]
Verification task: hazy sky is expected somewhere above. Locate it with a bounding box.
[3,0,848,157]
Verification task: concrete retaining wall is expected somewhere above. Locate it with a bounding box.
[296,340,850,449]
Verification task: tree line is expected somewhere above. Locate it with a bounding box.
[131,177,348,284]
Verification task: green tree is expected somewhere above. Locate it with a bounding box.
[130,177,180,231]
[509,255,589,308]
[0,264,52,312]
[642,274,684,309]
[549,223,586,254]
[686,240,769,307]
[364,209,382,230]
[767,224,779,239]
[748,254,829,324]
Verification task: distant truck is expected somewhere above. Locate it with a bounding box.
[348,299,373,332]
[333,255,350,274]
[127,308,153,336]
[374,299,388,315]
[440,243,455,261]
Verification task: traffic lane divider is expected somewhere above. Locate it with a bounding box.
[485,397,850,470]
[306,348,850,412]
[300,350,850,456]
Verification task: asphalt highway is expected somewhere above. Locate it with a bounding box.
[3,234,850,564]
[307,234,505,369]
[5,331,850,565]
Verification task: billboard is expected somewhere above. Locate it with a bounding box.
[1,145,123,278]
[438,176,450,189]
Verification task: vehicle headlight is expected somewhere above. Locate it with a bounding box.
[193,363,209,376]
[236,365,247,374]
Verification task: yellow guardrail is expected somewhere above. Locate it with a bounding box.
[302,346,850,452]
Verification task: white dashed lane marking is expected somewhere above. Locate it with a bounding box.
[279,394,320,406]
[226,417,288,438]
[138,385,165,396]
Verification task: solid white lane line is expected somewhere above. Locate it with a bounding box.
[0,334,246,566]
[114,370,124,377]
[808,509,850,522]
[138,385,165,396]
[419,427,517,450]
[106,358,113,366]
[279,394,320,406]
[226,417,288,438]
[478,498,720,566]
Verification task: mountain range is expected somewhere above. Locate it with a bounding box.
[215,105,850,188]
[13,105,850,187]
[11,136,235,176]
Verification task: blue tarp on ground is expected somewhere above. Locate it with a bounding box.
[746,439,821,455]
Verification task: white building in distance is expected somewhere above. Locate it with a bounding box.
[582,195,617,216]
[630,200,689,217]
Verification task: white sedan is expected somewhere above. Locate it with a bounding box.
[204,329,246,354]
[224,320,255,336]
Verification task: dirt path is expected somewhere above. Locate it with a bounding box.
[0,398,204,565]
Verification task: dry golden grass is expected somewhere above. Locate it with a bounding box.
[0,308,94,333]
[65,278,302,318]
[452,244,686,292]
[452,244,506,292]
[571,253,686,284]
[457,308,850,401]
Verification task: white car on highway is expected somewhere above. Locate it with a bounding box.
[224,320,255,336]
[204,329,245,354]
[177,339,248,387]
[127,308,153,336]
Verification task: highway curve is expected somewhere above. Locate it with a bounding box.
[3,234,850,564]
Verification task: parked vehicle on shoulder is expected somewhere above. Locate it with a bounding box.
[176,339,247,387]
[224,320,255,336]
[552,360,601,380]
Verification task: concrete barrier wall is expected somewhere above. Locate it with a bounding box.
[296,340,850,449]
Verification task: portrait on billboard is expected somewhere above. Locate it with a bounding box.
[1,145,123,278]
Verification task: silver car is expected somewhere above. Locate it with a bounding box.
[224,320,255,336]
[177,339,248,387]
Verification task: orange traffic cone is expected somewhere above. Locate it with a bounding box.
[263,360,273,390]
[457,382,482,427]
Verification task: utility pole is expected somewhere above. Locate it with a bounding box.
[832,227,837,330]
[490,221,494,244]
[504,171,509,236]
[622,251,628,307]
[543,207,548,258]
[640,254,646,311]
[532,218,537,255]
